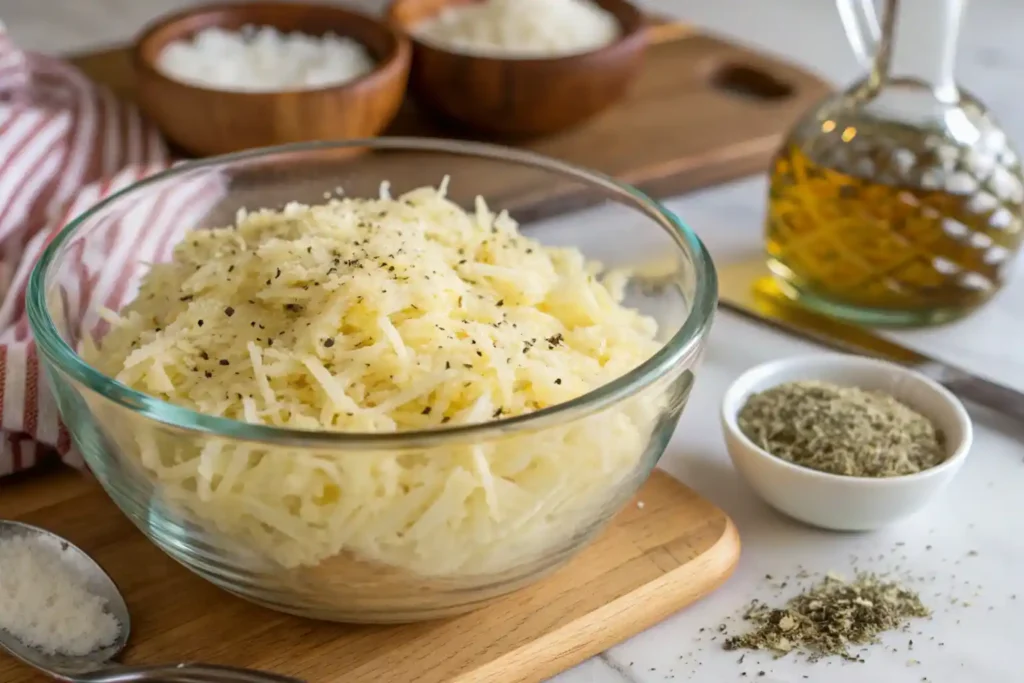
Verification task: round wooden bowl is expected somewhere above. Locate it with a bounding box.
[134,2,412,156]
[387,0,647,139]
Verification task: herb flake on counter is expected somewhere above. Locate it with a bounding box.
[724,573,931,662]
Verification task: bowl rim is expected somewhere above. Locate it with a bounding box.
[27,136,718,449]
[387,0,647,64]
[133,0,412,97]
[720,353,973,485]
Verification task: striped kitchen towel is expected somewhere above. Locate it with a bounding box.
[0,25,223,475]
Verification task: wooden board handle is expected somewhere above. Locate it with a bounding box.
[645,16,692,46]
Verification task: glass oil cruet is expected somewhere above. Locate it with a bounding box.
[764,0,1024,326]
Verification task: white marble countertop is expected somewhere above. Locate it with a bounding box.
[3,0,1024,681]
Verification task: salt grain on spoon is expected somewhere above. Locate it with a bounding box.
[0,526,121,657]
[0,521,302,682]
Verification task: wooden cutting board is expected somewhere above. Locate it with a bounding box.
[0,465,739,683]
[70,24,830,212]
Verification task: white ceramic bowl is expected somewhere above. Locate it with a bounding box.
[721,354,972,531]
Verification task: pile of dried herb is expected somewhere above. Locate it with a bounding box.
[724,573,931,662]
[737,380,946,477]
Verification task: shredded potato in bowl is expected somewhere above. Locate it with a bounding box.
[82,180,673,577]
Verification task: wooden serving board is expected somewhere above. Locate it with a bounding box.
[70,24,830,212]
[0,466,739,683]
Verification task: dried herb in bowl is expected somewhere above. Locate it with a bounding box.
[737,380,946,477]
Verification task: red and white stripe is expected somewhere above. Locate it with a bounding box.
[0,28,226,474]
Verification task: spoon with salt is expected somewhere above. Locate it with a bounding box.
[0,521,304,683]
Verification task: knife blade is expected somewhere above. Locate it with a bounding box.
[716,259,1024,422]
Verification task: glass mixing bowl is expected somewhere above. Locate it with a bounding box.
[27,138,717,623]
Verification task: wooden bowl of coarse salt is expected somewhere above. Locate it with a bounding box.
[133,2,411,157]
[387,0,647,138]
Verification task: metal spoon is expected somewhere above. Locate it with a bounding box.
[0,521,304,683]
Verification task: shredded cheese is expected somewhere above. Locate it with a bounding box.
[156,25,376,92]
[85,182,665,576]
[413,0,621,58]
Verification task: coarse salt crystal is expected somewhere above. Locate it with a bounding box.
[0,534,120,656]
[414,0,620,58]
[156,25,375,92]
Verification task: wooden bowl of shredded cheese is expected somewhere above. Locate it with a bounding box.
[388,0,648,137]
[133,2,411,156]
[27,138,716,622]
